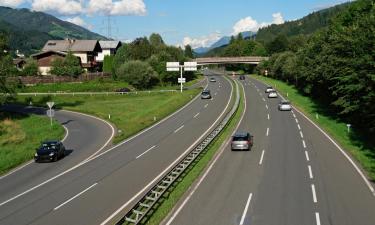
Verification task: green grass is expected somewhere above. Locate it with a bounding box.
[137,79,244,225]
[16,89,201,144]
[252,75,375,180]
[0,112,65,175]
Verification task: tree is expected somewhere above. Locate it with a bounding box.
[149,33,165,49]
[50,52,82,77]
[103,55,114,74]
[266,34,290,54]
[0,33,16,104]
[184,45,194,59]
[21,58,39,76]
[116,60,158,89]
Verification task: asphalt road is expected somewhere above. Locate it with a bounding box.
[0,71,234,225]
[163,75,375,225]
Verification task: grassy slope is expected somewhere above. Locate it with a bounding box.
[252,75,375,180]
[17,89,201,144]
[141,79,243,225]
[0,112,65,175]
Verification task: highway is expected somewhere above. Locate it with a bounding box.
[163,75,375,225]
[0,71,234,225]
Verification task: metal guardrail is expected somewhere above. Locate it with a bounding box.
[117,77,241,225]
[15,90,178,96]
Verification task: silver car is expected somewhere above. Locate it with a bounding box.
[201,90,212,99]
[278,100,292,111]
[268,91,278,98]
[231,132,253,151]
[209,77,216,82]
[265,86,274,93]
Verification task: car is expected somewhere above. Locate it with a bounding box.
[265,86,274,93]
[231,132,253,151]
[278,100,292,111]
[239,75,245,80]
[201,90,212,99]
[115,87,131,93]
[34,140,66,162]
[209,77,216,82]
[268,91,278,98]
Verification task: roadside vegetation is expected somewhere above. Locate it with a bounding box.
[253,75,375,180]
[16,89,201,144]
[0,112,64,175]
[138,79,243,225]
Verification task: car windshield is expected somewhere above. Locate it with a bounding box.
[282,102,290,105]
[233,136,248,141]
[41,143,57,150]
[202,91,210,94]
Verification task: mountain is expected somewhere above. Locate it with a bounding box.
[0,6,107,55]
[194,31,255,55]
[256,2,351,43]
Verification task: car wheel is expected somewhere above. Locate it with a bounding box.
[53,155,58,162]
[34,159,39,163]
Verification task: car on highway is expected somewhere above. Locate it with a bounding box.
[268,91,278,98]
[209,77,216,82]
[278,100,292,111]
[231,132,253,151]
[34,140,66,162]
[115,87,131,93]
[239,75,245,80]
[265,86,274,93]
[201,90,212,99]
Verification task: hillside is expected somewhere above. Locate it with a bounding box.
[0,6,107,55]
[256,2,351,43]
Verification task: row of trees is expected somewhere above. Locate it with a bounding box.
[0,32,16,104]
[104,33,195,89]
[257,0,375,135]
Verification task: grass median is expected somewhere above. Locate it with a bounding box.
[0,112,65,175]
[16,89,201,144]
[134,79,244,225]
[252,74,375,180]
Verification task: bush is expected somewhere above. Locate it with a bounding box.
[21,58,39,76]
[50,52,82,77]
[103,55,114,74]
[116,60,158,89]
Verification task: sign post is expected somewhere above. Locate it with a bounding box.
[167,61,197,93]
[46,102,55,127]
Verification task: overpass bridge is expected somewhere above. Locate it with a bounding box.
[193,56,269,66]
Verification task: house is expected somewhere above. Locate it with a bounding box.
[31,51,81,75]
[96,41,122,62]
[42,39,102,71]
[13,58,26,70]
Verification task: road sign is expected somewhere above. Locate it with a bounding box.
[184,62,197,71]
[47,109,55,118]
[178,78,186,83]
[46,102,55,109]
[166,62,180,71]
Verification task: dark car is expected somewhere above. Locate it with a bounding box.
[231,132,253,151]
[201,90,212,99]
[34,141,66,162]
[239,75,245,80]
[115,87,131,93]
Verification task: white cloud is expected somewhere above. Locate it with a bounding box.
[32,0,83,15]
[87,0,146,16]
[182,32,221,49]
[66,16,87,27]
[232,12,285,35]
[0,0,25,7]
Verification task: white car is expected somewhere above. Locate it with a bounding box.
[278,100,292,111]
[268,91,278,98]
[265,86,274,93]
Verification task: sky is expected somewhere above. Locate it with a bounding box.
[0,0,349,48]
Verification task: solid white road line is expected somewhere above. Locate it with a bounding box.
[136,146,156,159]
[266,128,269,136]
[305,151,310,161]
[54,183,98,211]
[297,124,301,130]
[240,193,253,225]
[61,125,69,142]
[267,114,270,120]
[311,184,318,203]
[174,125,185,133]
[0,161,33,180]
[308,165,314,179]
[315,212,321,225]
[101,76,236,225]
[193,113,200,118]
[259,150,265,165]
[300,131,304,138]
[302,140,307,148]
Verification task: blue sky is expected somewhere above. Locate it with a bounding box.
[1,0,348,48]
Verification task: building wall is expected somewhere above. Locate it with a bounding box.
[96,49,112,62]
[74,52,88,64]
[39,66,51,75]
